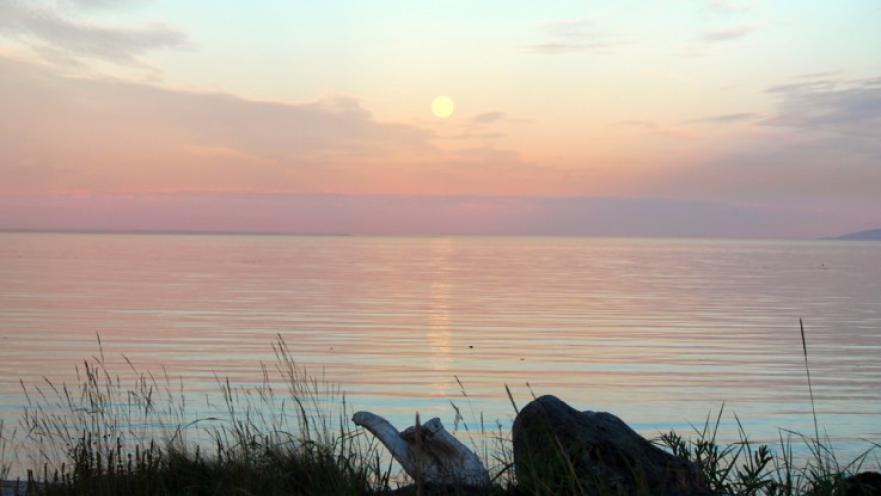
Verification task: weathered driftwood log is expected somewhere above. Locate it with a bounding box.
[352,411,491,487]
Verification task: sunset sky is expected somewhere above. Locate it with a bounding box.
[1,0,879,237]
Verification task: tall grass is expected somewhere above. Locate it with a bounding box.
[1,419,12,481]
[1,328,878,495]
[653,319,881,496]
[656,408,879,495]
[7,335,391,495]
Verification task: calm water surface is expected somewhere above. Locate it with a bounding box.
[1,233,880,459]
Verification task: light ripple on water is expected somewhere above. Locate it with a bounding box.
[1,233,880,463]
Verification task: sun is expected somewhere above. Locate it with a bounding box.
[431,96,455,119]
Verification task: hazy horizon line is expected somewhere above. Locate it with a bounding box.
[0,227,860,241]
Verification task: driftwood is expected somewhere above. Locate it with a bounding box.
[352,411,490,487]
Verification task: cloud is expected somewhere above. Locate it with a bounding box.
[63,0,154,8]
[795,70,841,80]
[0,60,623,201]
[689,112,758,124]
[707,0,756,13]
[541,17,593,35]
[616,120,697,140]
[764,77,881,137]
[472,111,507,124]
[443,131,507,141]
[524,40,623,55]
[0,1,187,65]
[0,56,436,195]
[524,18,627,54]
[0,57,561,198]
[701,25,757,42]
[435,110,528,141]
[650,74,881,210]
[617,120,658,129]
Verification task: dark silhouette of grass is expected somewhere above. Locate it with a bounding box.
[0,325,878,495]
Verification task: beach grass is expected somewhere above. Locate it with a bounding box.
[1,420,12,482]
[1,334,878,496]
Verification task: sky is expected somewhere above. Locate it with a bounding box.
[0,0,879,237]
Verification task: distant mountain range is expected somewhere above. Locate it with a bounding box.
[836,228,881,240]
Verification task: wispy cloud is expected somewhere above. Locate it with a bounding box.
[651,74,881,208]
[689,112,758,124]
[0,2,187,66]
[444,131,507,141]
[434,110,531,141]
[616,120,697,140]
[707,0,757,13]
[62,0,155,9]
[0,57,563,197]
[0,56,435,194]
[472,111,507,124]
[764,76,881,139]
[468,111,531,125]
[701,25,757,42]
[524,18,627,54]
[617,120,658,129]
[795,70,841,80]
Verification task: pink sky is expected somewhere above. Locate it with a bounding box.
[1,1,879,237]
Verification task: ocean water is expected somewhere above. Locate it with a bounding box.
[1,232,880,461]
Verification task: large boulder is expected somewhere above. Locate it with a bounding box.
[512,395,710,495]
[841,472,881,496]
[806,472,881,496]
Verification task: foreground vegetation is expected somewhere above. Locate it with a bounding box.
[0,334,878,496]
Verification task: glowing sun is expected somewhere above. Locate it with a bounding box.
[431,96,455,119]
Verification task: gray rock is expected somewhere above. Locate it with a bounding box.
[841,472,881,496]
[512,395,711,495]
